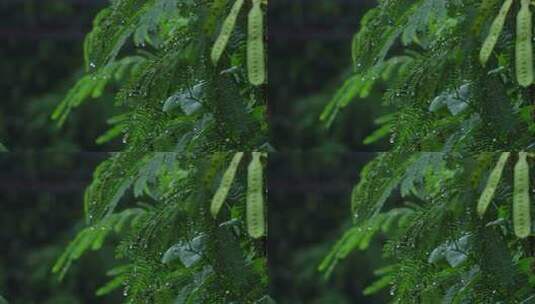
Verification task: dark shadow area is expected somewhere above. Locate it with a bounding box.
[0,152,122,303]
[0,0,118,151]
[268,152,389,303]
[269,0,390,152]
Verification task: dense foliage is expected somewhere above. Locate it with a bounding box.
[48,0,270,303]
[321,0,535,302]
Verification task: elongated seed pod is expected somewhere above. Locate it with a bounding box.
[247,0,265,86]
[480,0,514,66]
[477,152,511,216]
[513,152,531,238]
[247,152,265,238]
[472,0,504,34]
[211,0,245,65]
[210,152,244,218]
[516,0,534,87]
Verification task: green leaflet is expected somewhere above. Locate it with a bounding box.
[320,56,411,128]
[204,0,229,35]
[479,0,513,66]
[513,152,531,238]
[477,152,510,216]
[84,152,178,223]
[363,266,395,296]
[53,208,143,280]
[84,0,153,71]
[132,0,180,47]
[52,56,144,127]
[351,5,402,73]
[247,152,265,238]
[210,152,244,218]
[95,265,129,296]
[247,0,265,86]
[319,208,413,279]
[211,0,245,65]
[400,152,445,197]
[401,0,447,46]
[351,153,415,222]
[516,0,534,87]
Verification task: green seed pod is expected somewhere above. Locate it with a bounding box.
[513,152,531,238]
[210,152,244,218]
[247,0,265,86]
[516,0,534,87]
[479,0,513,66]
[247,152,265,238]
[477,152,511,216]
[211,0,245,65]
[472,0,503,34]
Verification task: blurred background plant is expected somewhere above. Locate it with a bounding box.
[269,152,390,304]
[0,152,123,303]
[0,0,116,151]
[268,1,394,302]
[270,0,389,153]
[0,0,120,302]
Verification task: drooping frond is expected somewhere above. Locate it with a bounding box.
[319,207,414,279]
[53,208,145,280]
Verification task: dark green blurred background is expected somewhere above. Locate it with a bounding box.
[269,2,389,301]
[269,152,389,303]
[1,0,389,303]
[0,153,123,303]
[1,1,121,302]
[270,0,389,152]
[0,0,117,151]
